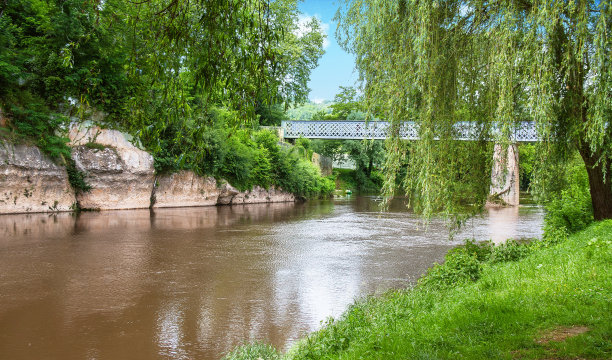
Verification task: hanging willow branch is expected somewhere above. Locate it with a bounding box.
[336,0,612,220]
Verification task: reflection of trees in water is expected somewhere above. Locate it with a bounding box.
[0,201,337,239]
[0,201,338,359]
[0,212,75,241]
[150,201,334,230]
[349,195,410,213]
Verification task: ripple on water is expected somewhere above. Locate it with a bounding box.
[0,196,543,360]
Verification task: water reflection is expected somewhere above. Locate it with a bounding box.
[0,198,543,360]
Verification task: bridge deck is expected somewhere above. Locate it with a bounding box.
[281,120,539,142]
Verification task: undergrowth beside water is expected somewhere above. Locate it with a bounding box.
[224,221,612,360]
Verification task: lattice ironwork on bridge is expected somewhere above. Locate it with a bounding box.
[281,121,539,142]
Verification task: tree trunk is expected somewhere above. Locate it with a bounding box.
[579,148,612,221]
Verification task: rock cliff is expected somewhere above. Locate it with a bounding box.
[152,171,219,208]
[0,126,297,214]
[230,186,295,205]
[154,172,295,207]
[69,126,155,210]
[0,142,75,214]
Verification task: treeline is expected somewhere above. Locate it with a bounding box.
[288,87,385,193]
[0,0,332,197]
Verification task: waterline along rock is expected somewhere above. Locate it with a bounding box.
[0,141,76,214]
[217,183,241,205]
[0,126,297,214]
[231,186,295,204]
[152,171,220,208]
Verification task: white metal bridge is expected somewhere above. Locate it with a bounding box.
[280,120,539,142]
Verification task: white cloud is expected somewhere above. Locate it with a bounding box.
[296,14,330,49]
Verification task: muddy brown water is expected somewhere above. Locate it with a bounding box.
[0,196,543,360]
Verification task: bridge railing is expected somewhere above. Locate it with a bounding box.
[280,120,539,142]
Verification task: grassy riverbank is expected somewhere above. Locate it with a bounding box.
[226,221,612,359]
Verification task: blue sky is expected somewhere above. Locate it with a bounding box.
[298,0,358,103]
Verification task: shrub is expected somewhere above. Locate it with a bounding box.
[543,157,593,236]
[251,146,273,189]
[221,135,256,190]
[65,158,91,195]
[463,239,493,262]
[419,248,482,289]
[294,137,313,160]
[489,239,531,263]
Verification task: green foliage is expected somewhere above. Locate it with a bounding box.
[276,152,335,198]
[337,1,612,219]
[462,239,494,262]
[312,139,385,193]
[489,240,531,264]
[256,103,287,126]
[462,239,532,264]
[223,343,281,360]
[330,168,357,193]
[544,157,594,236]
[519,144,535,191]
[294,137,313,160]
[5,105,71,160]
[329,86,363,119]
[287,101,332,120]
[251,146,273,189]
[65,159,91,195]
[84,142,106,151]
[1,0,325,198]
[418,247,482,289]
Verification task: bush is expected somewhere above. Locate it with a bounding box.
[294,137,313,160]
[489,240,531,263]
[463,239,494,262]
[220,134,256,190]
[278,154,334,198]
[418,248,482,289]
[544,157,593,236]
[251,146,273,189]
[420,238,535,289]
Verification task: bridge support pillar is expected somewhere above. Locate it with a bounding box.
[488,143,520,206]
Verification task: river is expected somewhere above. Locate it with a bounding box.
[0,196,543,360]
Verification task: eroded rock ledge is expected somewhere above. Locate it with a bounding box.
[0,127,296,214]
[70,125,156,210]
[0,141,76,214]
[152,171,295,208]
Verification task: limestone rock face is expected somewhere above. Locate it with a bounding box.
[488,143,520,206]
[68,124,138,150]
[153,171,220,208]
[0,142,75,214]
[217,183,240,205]
[70,127,155,210]
[231,186,295,205]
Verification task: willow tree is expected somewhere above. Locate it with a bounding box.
[336,0,611,220]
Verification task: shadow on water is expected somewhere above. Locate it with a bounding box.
[0,197,543,360]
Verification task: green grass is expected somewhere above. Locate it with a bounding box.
[225,221,612,360]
